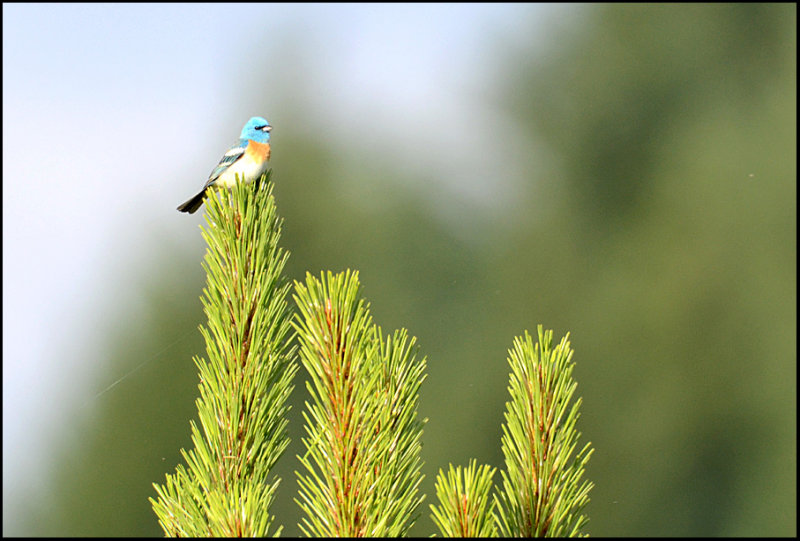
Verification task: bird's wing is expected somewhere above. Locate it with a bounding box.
[205,138,247,186]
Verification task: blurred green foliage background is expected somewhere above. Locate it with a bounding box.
[16,4,795,536]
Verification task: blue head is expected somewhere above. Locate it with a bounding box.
[240,116,271,143]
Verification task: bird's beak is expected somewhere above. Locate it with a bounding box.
[264,125,272,132]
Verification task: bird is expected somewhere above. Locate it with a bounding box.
[177,116,272,213]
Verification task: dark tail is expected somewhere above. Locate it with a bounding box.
[176,189,206,214]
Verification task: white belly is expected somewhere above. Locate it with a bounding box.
[214,154,269,188]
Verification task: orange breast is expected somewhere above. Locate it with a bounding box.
[245,140,271,161]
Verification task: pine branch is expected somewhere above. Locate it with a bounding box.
[150,175,297,536]
[495,326,594,537]
[153,175,594,537]
[430,460,498,537]
[292,270,426,536]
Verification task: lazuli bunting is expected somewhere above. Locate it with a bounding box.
[177,116,272,214]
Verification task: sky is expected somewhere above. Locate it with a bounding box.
[2,3,560,531]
